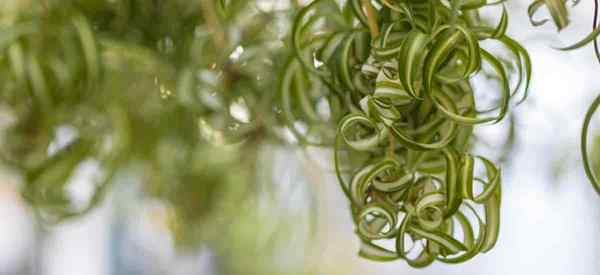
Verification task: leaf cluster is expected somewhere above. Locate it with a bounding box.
[283,0,531,266]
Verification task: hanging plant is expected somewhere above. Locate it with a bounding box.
[0,0,293,242]
[282,0,530,267]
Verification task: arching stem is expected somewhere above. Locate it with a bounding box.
[362,0,380,38]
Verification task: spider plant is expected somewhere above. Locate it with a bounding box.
[282,0,530,267]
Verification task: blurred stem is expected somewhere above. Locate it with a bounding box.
[388,135,395,157]
[362,0,380,38]
[40,0,49,13]
[200,0,226,50]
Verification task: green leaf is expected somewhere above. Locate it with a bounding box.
[581,94,600,196]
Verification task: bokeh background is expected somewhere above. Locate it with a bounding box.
[2,0,600,274]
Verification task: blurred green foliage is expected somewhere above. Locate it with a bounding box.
[0,0,304,256]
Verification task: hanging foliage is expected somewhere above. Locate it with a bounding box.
[0,0,297,250]
[283,0,530,267]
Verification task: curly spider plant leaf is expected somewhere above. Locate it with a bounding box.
[528,0,600,50]
[285,0,530,267]
[528,0,570,30]
[582,95,600,195]
[0,8,129,222]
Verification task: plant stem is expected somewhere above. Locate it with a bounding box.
[362,0,380,38]
[594,0,600,64]
[200,0,226,50]
[388,134,395,157]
